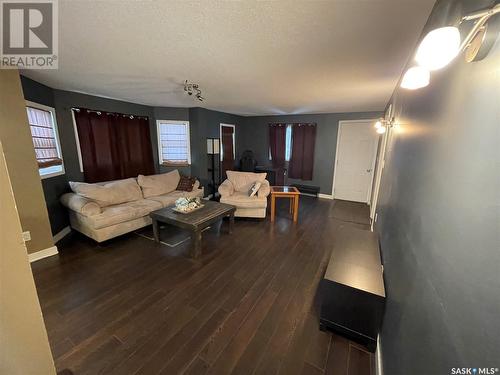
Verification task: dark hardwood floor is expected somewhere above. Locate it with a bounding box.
[31,197,375,375]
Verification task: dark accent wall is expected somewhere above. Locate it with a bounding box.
[376,0,500,374]
[188,107,244,186]
[239,112,383,195]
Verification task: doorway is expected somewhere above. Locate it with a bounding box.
[220,123,235,179]
[332,120,379,203]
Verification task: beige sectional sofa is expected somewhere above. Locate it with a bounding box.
[219,171,270,218]
[60,170,203,242]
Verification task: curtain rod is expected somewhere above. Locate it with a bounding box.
[71,107,149,120]
[268,122,317,126]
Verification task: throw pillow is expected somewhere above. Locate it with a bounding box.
[177,175,196,192]
[137,170,180,198]
[248,182,262,197]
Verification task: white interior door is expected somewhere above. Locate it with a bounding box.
[333,120,379,203]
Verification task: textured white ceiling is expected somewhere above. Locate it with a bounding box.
[22,0,435,115]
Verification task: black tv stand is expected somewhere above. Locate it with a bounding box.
[319,224,385,352]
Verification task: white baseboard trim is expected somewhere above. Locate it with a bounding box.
[318,193,334,200]
[300,192,317,197]
[53,226,71,243]
[28,246,59,263]
[375,335,383,375]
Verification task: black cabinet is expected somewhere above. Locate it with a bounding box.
[319,224,385,352]
[255,165,282,185]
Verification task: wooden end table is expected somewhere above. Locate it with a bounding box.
[149,201,236,258]
[270,186,300,223]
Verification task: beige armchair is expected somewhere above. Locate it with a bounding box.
[218,171,270,218]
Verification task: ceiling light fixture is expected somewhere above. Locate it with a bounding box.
[184,80,205,102]
[401,3,500,90]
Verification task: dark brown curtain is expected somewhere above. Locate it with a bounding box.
[269,123,287,185]
[268,123,286,167]
[221,125,234,179]
[74,109,155,183]
[288,123,316,180]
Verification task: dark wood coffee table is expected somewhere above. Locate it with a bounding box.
[149,200,236,258]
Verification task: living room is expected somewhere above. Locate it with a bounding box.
[1,1,499,375]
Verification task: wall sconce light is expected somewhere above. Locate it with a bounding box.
[401,66,431,90]
[415,26,461,71]
[401,3,500,90]
[374,117,396,134]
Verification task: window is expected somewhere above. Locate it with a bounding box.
[285,124,292,161]
[269,124,293,161]
[156,120,191,165]
[26,101,64,179]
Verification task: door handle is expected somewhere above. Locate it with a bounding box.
[366,169,372,172]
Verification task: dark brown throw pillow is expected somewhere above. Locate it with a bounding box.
[177,175,196,192]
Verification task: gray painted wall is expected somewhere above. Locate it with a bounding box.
[376,0,500,374]
[240,112,382,194]
[188,107,244,187]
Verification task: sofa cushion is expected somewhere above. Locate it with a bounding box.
[145,194,177,208]
[220,192,267,208]
[146,188,203,208]
[138,170,180,198]
[69,178,142,207]
[85,199,162,229]
[226,171,267,193]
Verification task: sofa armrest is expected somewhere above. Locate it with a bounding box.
[218,179,234,197]
[60,193,101,216]
[258,180,271,198]
[195,186,204,198]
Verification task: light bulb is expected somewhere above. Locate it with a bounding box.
[374,121,382,129]
[415,26,461,70]
[376,126,386,134]
[401,66,430,90]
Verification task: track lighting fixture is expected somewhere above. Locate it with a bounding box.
[184,80,205,102]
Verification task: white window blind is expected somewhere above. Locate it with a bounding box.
[157,121,191,165]
[26,103,64,178]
